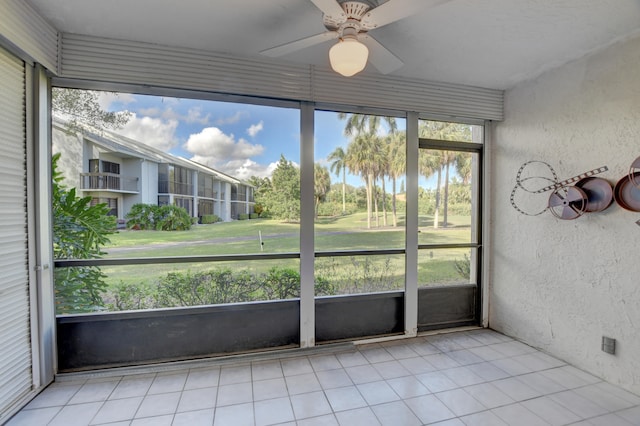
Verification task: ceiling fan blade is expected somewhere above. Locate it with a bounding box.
[362,0,449,29]
[361,34,403,74]
[260,31,338,57]
[310,0,345,20]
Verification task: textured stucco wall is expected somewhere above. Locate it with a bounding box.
[491,35,640,394]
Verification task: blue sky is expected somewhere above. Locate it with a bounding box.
[100,92,407,188]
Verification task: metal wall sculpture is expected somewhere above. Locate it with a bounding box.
[614,156,640,212]
[511,156,640,221]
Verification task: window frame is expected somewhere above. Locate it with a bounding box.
[50,83,486,349]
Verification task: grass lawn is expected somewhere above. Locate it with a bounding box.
[99,211,474,293]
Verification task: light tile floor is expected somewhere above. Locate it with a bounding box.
[7,329,640,426]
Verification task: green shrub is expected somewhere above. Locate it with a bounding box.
[155,269,260,306]
[126,203,192,231]
[314,275,335,296]
[200,214,222,224]
[154,205,192,231]
[238,213,249,220]
[448,203,471,216]
[125,203,160,230]
[249,213,260,219]
[108,266,338,311]
[454,253,471,279]
[106,281,156,311]
[316,201,358,217]
[52,153,115,314]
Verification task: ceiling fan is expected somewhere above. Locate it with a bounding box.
[260,0,446,77]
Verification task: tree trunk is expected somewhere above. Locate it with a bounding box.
[392,176,397,227]
[434,168,442,229]
[443,162,450,227]
[373,179,379,228]
[366,174,372,229]
[341,169,346,214]
[381,177,387,227]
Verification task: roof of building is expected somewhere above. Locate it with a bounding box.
[53,115,249,187]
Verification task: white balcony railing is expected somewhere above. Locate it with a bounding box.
[80,173,139,192]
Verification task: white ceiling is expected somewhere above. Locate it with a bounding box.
[26,0,640,90]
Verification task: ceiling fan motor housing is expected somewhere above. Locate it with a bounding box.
[323,1,378,31]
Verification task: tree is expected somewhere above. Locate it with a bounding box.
[52,88,131,133]
[370,135,389,227]
[337,113,397,137]
[387,131,406,227]
[313,163,331,219]
[51,88,131,313]
[52,153,116,313]
[346,135,382,229]
[327,147,347,214]
[455,153,472,184]
[419,121,471,228]
[261,155,300,222]
[419,149,442,228]
[339,113,397,228]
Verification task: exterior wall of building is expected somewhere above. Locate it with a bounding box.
[491,34,640,394]
[222,182,232,220]
[51,125,82,189]
[52,124,249,223]
[139,160,158,206]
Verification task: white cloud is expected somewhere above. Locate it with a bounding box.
[316,157,330,167]
[97,92,135,110]
[185,107,210,125]
[247,121,264,137]
[159,107,210,125]
[115,113,179,151]
[184,127,269,178]
[191,156,277,180]
[215,111,247,125]
[138,107,161,116]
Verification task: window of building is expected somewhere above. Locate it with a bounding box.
[198,175,214,198]
[102,160,120,175]
[90,197,118,217]
[198,199,214,217]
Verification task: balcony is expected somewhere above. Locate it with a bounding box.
[158,181,193,195]
[80,172,139,193]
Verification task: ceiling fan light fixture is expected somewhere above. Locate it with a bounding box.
[329,35,369,77]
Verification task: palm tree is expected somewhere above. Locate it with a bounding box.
[441,150,457,227]
[419,121,471,228]
[337,113,397,137]
[374,137,390,227]
[327,147,347,214]
[387,131,406,227]
[455,152,472,184]
[419,149,443,228]
[346,135,379,229]
[338,113,397,228]
[313,163,331,219]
